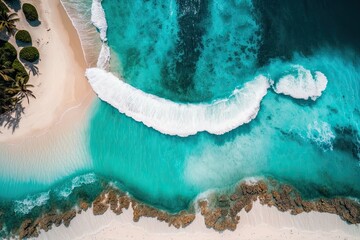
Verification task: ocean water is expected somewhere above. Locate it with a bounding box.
[1,0,360,233]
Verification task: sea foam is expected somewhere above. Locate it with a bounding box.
[85,0,270,137]
[60,0,102,66]
[274,65,328,101]
[307,121,335,151]
[86,68,270,137]
[14,192,50,215]
[57,173,97,198]
[91,0,107,41]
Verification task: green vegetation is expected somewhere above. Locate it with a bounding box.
[12,59,27,77]
[0,43,32,114]
[15,29,31,43]
[19,46,39,62]
[0,0,9,12]
[0,41,17,64]
[0,9,19,35]
[22,3,38,21]
[0,2,38,116]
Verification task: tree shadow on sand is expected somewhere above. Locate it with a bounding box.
[15,39,32,47]
[0,103,25,134]
[22,60,39,76]
[27,19,41,27]
[4,0,21,12]
[0,30,10,42]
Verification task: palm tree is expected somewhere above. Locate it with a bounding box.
[11,75,36,103]
[0,11,19,36]
[0,67,14,81]
[0,83,18,114]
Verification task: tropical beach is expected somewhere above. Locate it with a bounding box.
[0,0,93,142]
[0,0,360,239]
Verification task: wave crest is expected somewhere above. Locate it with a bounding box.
[274,65,327,101]
[91,0,107,41]
[86,68,270,137]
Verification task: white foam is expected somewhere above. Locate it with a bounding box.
[274,65,328,101]
[14,191,50,215]
[307,121,335,151]
[58,173,97,198]
[60,0,103,67]
[91,0,107,41]
[96,43,111,69]
[86,68,270,137]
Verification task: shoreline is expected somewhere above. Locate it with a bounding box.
[0,0,94,143]
[0,1,359,240]
[9,180,360,239]
[40,204,360,240]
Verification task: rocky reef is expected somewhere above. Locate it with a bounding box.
[2,179,360,239]
[198,180,360,231]
[12,188,196,239]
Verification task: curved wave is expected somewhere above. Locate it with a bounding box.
[82,0,327,137]
[86,68,270,137]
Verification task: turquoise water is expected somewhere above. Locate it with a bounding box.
[92,0,360,210]
[1,0,360,233]
[105,0,260,102]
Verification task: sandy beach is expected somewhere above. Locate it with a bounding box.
[39,202,360,240]
[0,0,93,143]
[0,1,359,239]
[0,0,93,191]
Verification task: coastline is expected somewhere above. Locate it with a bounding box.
[0,0,94,143]
[15,181,360,239]
[40,203,360,240]
[0,1,359,240]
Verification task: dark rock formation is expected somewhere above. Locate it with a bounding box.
[92,193,109,216]
[132,201,195,228]
[62,210,76,227]
[19,219,38,239]
[9,180,360,239]
[198,180,360,231]
[38,211,62,231]
[79,200,89,212]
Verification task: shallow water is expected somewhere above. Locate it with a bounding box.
[1,0,360,233]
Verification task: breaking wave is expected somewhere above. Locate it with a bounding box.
[79,0,328,137]
[274,65,328,101]
[86,68,270,136]
[60,0,102,66]
[91,0,107,41]
[57,173,97,198]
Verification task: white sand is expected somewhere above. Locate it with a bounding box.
[0,0,94,187]
[1,1,359,240]
[0,0,93,143]
[39,201,360,240]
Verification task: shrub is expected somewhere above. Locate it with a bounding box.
[0,41,17,64]
[15,30,32,43]
[19,46,39,62]
[22,3,38,21]
[12,59,27,77]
